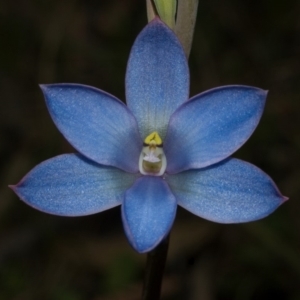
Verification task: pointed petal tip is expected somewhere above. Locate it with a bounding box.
[129,240,158,253]
[39,84,49,91]
[8,183,23,195]
[150,16,171,29]
[8,184,16,191]
[283,195,289,202]
[135,240,165,253]
[152,15,161,22]
[149,15,167,24]
[198,85,268,99]
[273,182,288,204]
[122,207,170,253]
[130,229,170,253]
[8,182,34,209]
[260,88,268,98]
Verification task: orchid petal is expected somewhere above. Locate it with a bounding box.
[126,18,189,139]
[164,85,267,173]
[41,84,142,173]
[166,158,287,223]
[10,154,138,216]
[122,176,177,253]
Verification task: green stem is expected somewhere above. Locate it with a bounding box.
[141,235,170,300]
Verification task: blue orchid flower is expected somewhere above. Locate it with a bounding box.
[10,19,287,253]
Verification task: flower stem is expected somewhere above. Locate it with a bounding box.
[141,235,170,300]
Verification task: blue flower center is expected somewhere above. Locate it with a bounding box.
[139,131,167,176]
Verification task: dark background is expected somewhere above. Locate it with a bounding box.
[1,0,299,299]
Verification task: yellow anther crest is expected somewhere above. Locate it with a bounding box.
[144,131,162,146]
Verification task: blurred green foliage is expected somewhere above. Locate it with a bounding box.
[0,0,299,299]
